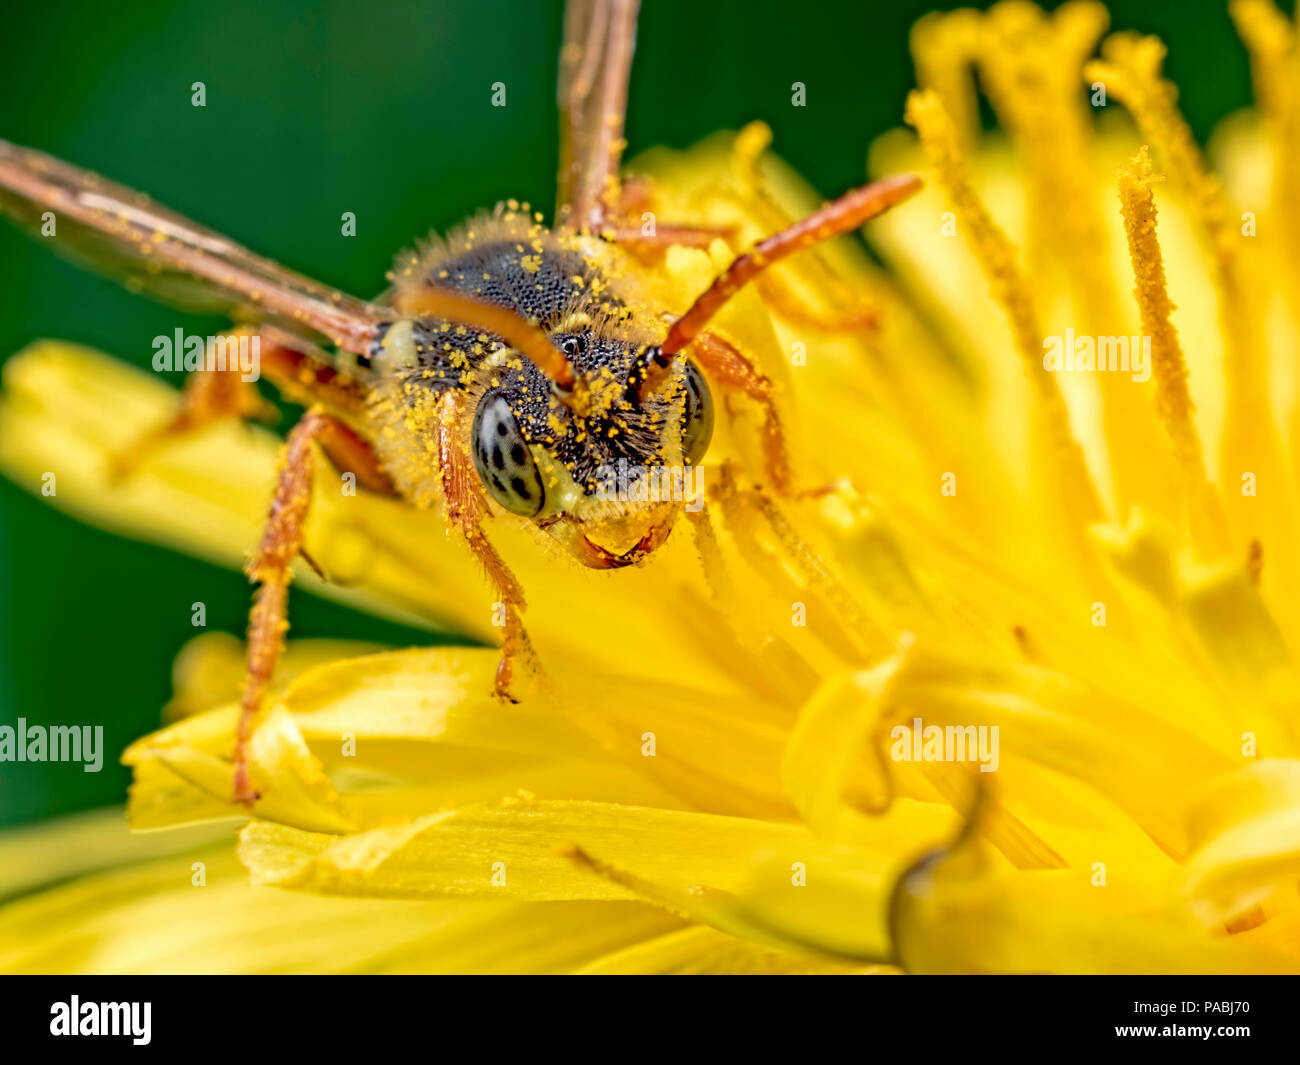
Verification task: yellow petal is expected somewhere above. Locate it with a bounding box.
[237,799,814,900]
[891,794,1299,974]
[573,924,883,975]
[0,812,681,974]
[1181,759,1300,917]
[125,703,353,834]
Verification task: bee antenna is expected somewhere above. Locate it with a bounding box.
[637,172,923,400]
[394,285,590,412]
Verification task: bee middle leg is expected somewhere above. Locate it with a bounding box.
[435,392,535,700]
[232,407,395,803]
[596,175,739,252]
[111,325,370,479]
[110,328,276,479]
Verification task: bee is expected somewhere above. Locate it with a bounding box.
[0,0,919,803]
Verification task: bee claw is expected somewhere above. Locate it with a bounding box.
[492,632,542,703]
[231,764,261,806]
[492,659,523,704]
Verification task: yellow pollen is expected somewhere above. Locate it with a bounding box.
[732,120,773,179]
[973,3,1115,322]
[1084,36,1249,350]
[1117,147,1230,557]
[1231,0,1300,303]
[908,8,981,151]
[904,88,1102,525]
[730,120,877,324]
[1089,29,1300,610]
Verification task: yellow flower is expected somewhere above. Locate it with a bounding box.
[4,0,1300,974]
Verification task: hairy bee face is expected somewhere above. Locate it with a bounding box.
[469,335,713,549]
[382,219,715,567]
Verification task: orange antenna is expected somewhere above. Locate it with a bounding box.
[394,285,589,412]
[639,172,923,399]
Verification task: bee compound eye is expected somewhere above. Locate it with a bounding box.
[471,393,546,517]
[680,359,714,466]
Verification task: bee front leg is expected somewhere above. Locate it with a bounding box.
[435,392,536,701]
[232,408,394,803]
[690,331,795,497]
[461,521,534,702]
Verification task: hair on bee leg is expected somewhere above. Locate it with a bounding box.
[716,461,878,662]
[688,332,793,496]
[231,406,396,801]
[685,502,737,607]
[435,391,538,700]
[233,408,324,803]
[297,546,327,581]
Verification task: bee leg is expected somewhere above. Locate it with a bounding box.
[660,174,920,359]
[232,408,393,803]
[111,325,372,481]
[728,146,882,334]
[593,174,736,252]
[256,331,373,420]
[602,179,874,335]
[690,331,794,497]
[467,522,533,701]
[109,327,277,481]
[601,222,739,252]
[435,393,535,700]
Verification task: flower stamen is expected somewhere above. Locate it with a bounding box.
[1117,147,1231,557]
[909,9,982,152]
[904,88,1103,528]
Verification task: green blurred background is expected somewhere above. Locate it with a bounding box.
[0,0,1258,825]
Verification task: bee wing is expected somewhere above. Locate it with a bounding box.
[0,139,387,355]
[556,0,640,230]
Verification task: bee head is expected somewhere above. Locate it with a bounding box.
[469,326,713,568]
